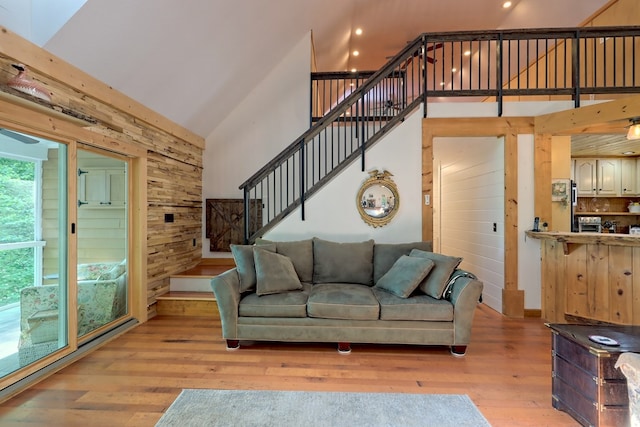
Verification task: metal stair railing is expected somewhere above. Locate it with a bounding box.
[240,26,640,243]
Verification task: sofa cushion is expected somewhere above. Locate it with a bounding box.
[372,287,454,321]
[307,283,379,320]
[239,283,312,318]
[374,255,434,298]
[312,238,374,285]
[230,243,276,293]
[257,238,313,283]
[97,260,126,281]
[373,241,432,283]
[254,248,303,296]
[409,249,462,299]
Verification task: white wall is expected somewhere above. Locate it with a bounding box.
[434,137,505,312]
[202,33,311,255]
[0,0,87,46]
[264,105,424,243]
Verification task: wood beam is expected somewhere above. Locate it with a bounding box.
[535,95,640,134]
[0,26,205,149]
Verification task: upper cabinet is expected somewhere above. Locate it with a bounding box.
[78,168,126,207]
[621,158,637,195]
[574,158,621,196]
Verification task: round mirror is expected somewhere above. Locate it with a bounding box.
[356,169,400,228]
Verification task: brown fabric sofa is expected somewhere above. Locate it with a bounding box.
[210,237,483,355]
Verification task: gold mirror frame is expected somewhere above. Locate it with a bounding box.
[356,169,400,228]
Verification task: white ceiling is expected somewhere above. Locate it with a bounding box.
[3,0,611,138]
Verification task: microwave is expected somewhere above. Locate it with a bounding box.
[578,216,602,233]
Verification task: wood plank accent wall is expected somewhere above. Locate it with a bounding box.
[0,27,205,319]
[423,117,534,317]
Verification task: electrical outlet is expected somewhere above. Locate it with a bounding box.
[424,194,430,205]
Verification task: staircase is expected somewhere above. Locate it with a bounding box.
[239,27,640,243]
[156,259,234,317]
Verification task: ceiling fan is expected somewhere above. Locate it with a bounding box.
[0,128,40,144]
[387,43,444,70]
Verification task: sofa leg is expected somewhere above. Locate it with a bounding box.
[337,342,351,354]
[450,345,467,357]
[226,340,240,351]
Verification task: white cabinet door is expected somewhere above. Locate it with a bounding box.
[596,159,620,196]
[621,158,637,195]
[575,159,597,196]
[78,168,126,207]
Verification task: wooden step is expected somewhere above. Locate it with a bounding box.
[169,258,235,293]
[159,260,235,316]
[156,291,220,317]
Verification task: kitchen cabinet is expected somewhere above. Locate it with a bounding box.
[78,167,126,207]
[574,158,620,196]
[621,158,637,195]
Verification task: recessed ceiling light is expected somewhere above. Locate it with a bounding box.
[355,28,363,36]
[353,50,360,56]
[440,82,446,86]
[623,151,636,155]
[503,1,512,8]
[464,50,471,56]
[351,68,357,72]
[451,67,457,72]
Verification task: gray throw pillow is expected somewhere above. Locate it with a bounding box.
[254,248,303,296]
[312,237,374,285]
[373,241,433,283]
[256,238,313,283]
[409,249,462,299]
[230,243,276,292]
[374,255,435,298]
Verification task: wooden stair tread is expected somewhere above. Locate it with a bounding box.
[171,262,234,278]
[156,291,216,301]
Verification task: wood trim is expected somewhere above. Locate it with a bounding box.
[0,26,204,149]
[423,117,534,317]
[535,94,640,134]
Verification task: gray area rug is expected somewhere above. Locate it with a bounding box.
[156,389,491,427]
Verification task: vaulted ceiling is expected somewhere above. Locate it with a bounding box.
[2,0,612,138]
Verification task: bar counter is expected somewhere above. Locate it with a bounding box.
[526,230,640,325]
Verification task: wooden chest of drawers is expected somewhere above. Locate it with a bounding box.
[548,324,640,427]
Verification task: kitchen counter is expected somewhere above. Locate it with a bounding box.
[526,230,640,251]
[527,230,640,325]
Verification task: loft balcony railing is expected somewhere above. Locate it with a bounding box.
[241,26,640,243]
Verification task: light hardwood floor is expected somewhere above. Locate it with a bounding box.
[0,304,579,426]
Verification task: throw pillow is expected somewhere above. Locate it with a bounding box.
[374,255,435,298]
[254,248,303,296]
[373,241,433,283]
[256,238,314,283]
[312,237,374,285]
[409,249,462,299]
[230,243,276,292]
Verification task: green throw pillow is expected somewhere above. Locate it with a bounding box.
[256,238,313,283]
[409,249,462,299]
[374,255,435,298]
[230,243,276,292]
[254,248,303,296]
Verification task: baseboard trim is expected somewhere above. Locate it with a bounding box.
[524,309,542,318]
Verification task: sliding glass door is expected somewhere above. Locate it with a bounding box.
[0,131,68,376]
[76,147,128,340]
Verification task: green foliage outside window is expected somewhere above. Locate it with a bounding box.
[0,158,36,306]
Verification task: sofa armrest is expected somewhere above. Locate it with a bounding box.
[210,268,241,339]
[447,269,483,345]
